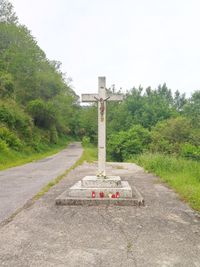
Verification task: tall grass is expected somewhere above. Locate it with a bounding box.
[132,153,200,211]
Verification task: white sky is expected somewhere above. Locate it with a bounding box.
[10,0,200,97]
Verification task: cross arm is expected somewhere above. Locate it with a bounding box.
[107,94,124,101]
[81,94,99,102]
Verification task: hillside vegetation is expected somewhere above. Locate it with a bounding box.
[0,0,81,168]
[0,1,199,209]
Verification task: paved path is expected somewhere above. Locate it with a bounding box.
[0,161,200,266]
[0,142,83,224]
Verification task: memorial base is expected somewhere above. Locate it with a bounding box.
[55,176,144,206]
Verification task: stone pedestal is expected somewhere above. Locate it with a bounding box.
[56,176,144,206]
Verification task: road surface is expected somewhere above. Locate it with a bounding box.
[0,142,83,224]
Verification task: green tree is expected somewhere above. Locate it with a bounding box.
[150,117,196,154]
[78,105,98,143]
[173,90,187,112]
[0,0,18,24]
[183,91,200,127]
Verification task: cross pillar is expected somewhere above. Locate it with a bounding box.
[98,77,106,176]
[81,76,123,178]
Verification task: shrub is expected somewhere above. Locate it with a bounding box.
[50,125,58,144]
[0,139,9,152]
[0,72,14,98]
[181,143,200,161]
[0,126,22,150]
[150,117,192,154]
[27,99,56,129]
[0,100,33,139]
[107,125,151,161]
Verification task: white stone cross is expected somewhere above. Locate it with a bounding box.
[82,77,123,177]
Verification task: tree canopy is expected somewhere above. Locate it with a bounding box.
[0,0,199,162]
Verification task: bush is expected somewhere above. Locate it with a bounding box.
[181,143,200,161]
[27,99,56,129]
[0,139,9,152]
[107,125,151,161]
[0,101,33,139]
[50,125,58,144]
[150,117,192,154]
[0,72,14,98]
[0,126,22,150]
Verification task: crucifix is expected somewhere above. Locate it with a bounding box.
[82,77,123,177]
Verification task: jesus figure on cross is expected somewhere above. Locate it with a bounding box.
[82,77,123,178]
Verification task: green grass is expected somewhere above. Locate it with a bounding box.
[81,144,98,162]
[131,153,200,211]
[0,137,71,170]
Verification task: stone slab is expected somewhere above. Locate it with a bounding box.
[68,181,132,198]
[56,186,144,206]
[81,175,122,188]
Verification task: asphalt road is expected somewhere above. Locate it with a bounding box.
[0,142,83,224]
[0,161,199,266]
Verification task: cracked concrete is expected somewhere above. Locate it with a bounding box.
[0,162,200,267]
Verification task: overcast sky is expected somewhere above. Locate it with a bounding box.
[10,0,200,97]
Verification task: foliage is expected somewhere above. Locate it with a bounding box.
[50,125,58,144]
[79,144,97,163]
[173,90,187,112]
[82,136,91,147]
[0,125,22,150]
[183,91,200,127]
[81,86,199,163]
[0,0,199,195]
[0,100,33,141]
[27,99,56,129]
[107,125,151,161]
[181,143,200,161]
[0,72,14,98]
[0,0,18,24]
[150,117,193,154]
[0,136,69,170]
[133,153,200,211]
[0,1,80,155]
[78,105,98,143]
[120,84,177,129]
[0,139,9,152]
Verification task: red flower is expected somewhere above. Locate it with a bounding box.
[99,192,104,198]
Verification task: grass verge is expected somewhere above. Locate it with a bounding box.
[132,153,200,211]
[0,137,71,171]
[34,144,97,200]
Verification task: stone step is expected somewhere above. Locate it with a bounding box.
[81,176,122,188]
[68,181,132,198]
[56,197,144,206]
[56,185,144,206]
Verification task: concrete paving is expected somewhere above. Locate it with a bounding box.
[0,161,199,266]
[0,142,83,224]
